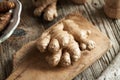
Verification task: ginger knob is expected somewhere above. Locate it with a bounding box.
[0,12,12,31]
[0,1,16,13]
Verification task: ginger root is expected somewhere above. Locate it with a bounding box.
[32,0,86,21]
[60,51,71,67]
[63,19,96,50]
[43,2,58,21]
[32,0,57,21]
[46,50,62,67]
[0,12,12,32]
[0,1,15,12]
[36,19,96,67]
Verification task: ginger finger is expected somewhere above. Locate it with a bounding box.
[87,40,96,50]
[48,38,60,52]
[36,35,51,52]
[43,2,58,21]
[0,12,12,32]
[67,38,81,62]
[80,43,87,50]
[33,0,48,16]
[32,0,57,17]
[46,50,62,67]
[60,51,71,67]
[78,39,96,50]
[34,6,46,17]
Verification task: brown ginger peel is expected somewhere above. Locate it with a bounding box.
[60,51,71,67]
[43,2,58,21]
[0,1,16,12]
[0,12,12,32]
[32,0,57,21]
[36,19,96,67]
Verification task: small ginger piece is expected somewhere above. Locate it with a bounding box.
[36,35,51,53]
[60,51,71,67]
[36,19,96,67]
[43,2,58,21]
[0,1,16,12]
[80,43,87,50]
[48,39,60,52]
[32,0,57,21]
[0,12,12,32]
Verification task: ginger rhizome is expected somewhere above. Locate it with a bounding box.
[0,12,12,32]
[36,19,96,67]
[0,1,16,12]
[32,0,57,21]
[0,1,15,32]
[32,0,86,21]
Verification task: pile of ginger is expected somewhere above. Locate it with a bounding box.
[36,19,96,67]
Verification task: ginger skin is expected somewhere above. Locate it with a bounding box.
[43,2,58,21]
[60,51,71,67]
[32,0,57,21]
[0,1,15,12]
[0,12,12,32]
[46,50,62,67]
[36,19,96,67]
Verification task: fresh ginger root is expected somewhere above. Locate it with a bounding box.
[43,2,58,21]
[0,1,16,12]
[32,0,57,21]
[36,20,96,67]
[32,0,86,21]
[0,12,12,32]
[63,20,96,50]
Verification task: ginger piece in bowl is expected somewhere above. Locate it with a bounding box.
[0,1,16,32]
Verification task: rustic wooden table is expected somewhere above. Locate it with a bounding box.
[0,0,119,80]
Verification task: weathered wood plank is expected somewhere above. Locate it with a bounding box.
[98,52,120,80]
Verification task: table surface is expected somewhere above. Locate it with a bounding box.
[0,0,120,80]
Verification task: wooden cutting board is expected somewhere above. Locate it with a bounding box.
[7,13,111,80]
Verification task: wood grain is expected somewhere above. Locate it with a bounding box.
[98,52,120,80]
[0,0,119,80]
